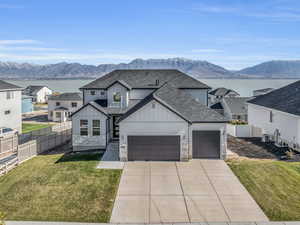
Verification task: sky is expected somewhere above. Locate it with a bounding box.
[0,0,300,70]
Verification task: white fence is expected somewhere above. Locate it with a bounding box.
[227,124,262,138]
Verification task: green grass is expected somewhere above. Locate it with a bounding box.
[0,153,122,222]
[227,159,300,221]
[22,123,52,133]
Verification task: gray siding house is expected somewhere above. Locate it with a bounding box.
[71,69,228,161]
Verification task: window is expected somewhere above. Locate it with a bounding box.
[269,111,273,123]
[100,91,105,96]
[91,90,96,95]
[6,91,14,99]
[71,102,77,107]
[80,120,88,136]
[50,111,53,116]
[55,112,61,118]
[56,102,60,106]
[92,120,100,136]
[4,110,10,115]
[113,92,121,102]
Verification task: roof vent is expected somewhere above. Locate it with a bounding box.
[155,79,159,86]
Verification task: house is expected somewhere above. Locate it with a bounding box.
[23,85,53,103]
[211,97,252,122]
[0,80,23,132]
[71,69,228,161]
[21,95,34,114]
[253,88,274,97]
[48,92,83,122]
[248,80,300,149]
[209,87,240,105]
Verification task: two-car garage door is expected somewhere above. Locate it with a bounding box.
[127,135,180,161]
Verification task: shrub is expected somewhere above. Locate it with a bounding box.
[0,211,5,225]
[230,120,248,125]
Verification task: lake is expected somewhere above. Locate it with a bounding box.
[6,79,299,97]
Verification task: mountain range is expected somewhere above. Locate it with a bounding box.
[0,58,300,79]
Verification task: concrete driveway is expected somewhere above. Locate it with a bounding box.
[110,159,268,223]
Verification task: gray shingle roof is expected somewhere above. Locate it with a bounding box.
[210,102,224,110]
[0,80,22,91]
[254,88,274,92]
[119,83,228,123]
[24,85,48,95]
[81,69,211,90]
[248,80,300,116]
[209,87,239,97]
[71,101,109,117]
[223,97,252,115]
[48,92,82,101]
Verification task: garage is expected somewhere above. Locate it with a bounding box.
[127,135,180,161]
[192,130,221,158]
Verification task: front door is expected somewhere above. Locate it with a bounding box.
[112,116,120,139]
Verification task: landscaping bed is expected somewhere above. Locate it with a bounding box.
[0,152,122,222]
[227,159,300,221]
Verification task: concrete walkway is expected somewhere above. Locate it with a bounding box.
[6,221,300,225]
[96,142,124,169]
[5,222,300,225]
[110,159,268,223]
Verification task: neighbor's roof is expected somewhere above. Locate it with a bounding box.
[209,87,239,97]
[24,85,49,95]
[254,88,274,93]
[210,102,224,110]
[54,106,69,111]
[48,92,82,101]
[80,69,211,90]
[223,97,252,115]
[0,80,22,91]
[118,83,228,123]
[248,80,300,116]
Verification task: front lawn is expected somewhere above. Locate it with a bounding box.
[0,153,122,222]
[227,159,300,221]
[22,123,52,133]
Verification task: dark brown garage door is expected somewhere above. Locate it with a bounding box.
[128,136,180,161]
[192,131,220,158]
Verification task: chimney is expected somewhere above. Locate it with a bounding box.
[155,79,159,86]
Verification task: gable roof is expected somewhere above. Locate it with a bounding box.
[48,92,82,101]
[209,87,239,97]
[223,97,252,115]
[80,69,211,90]
[71,101,109,117]
[248,80,300,116]
[118,83,228,123]
[210,102,224,110]
[0,80,22,91]
[24,85,49,95]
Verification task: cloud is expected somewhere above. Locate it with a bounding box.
[0,40,41,45]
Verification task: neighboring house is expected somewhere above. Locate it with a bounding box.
[253,88,274,97]
[248,80,300,149]
[209,87,240,105]
[48,92,83,122]
[21,95,34,114]
[211,97,252,122]
[72,69,228,161]
[23,85,53,103]
[0,80,23,133]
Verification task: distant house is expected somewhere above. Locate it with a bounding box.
[253,88,274,97]
[210,97,251,122]
[209,87,239,104]
[21,95,34,114]
[23,85,53,103]
[0,80,23,132]
[248,80,300,149]
[48,92,83,122]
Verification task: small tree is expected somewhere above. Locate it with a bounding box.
[0,211,5,225]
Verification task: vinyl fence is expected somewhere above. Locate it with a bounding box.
[227,124,262,138]
[0,135,18,159]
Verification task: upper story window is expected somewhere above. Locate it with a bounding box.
[113,92,121,102]
[100,91,105,96]
[90,90,96,96]
[4,110,10,115]
[269,111,273,123]
[71,102,77,108]
[6,91,14,99]
[80,120,88,136]
[56,102,60,106]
